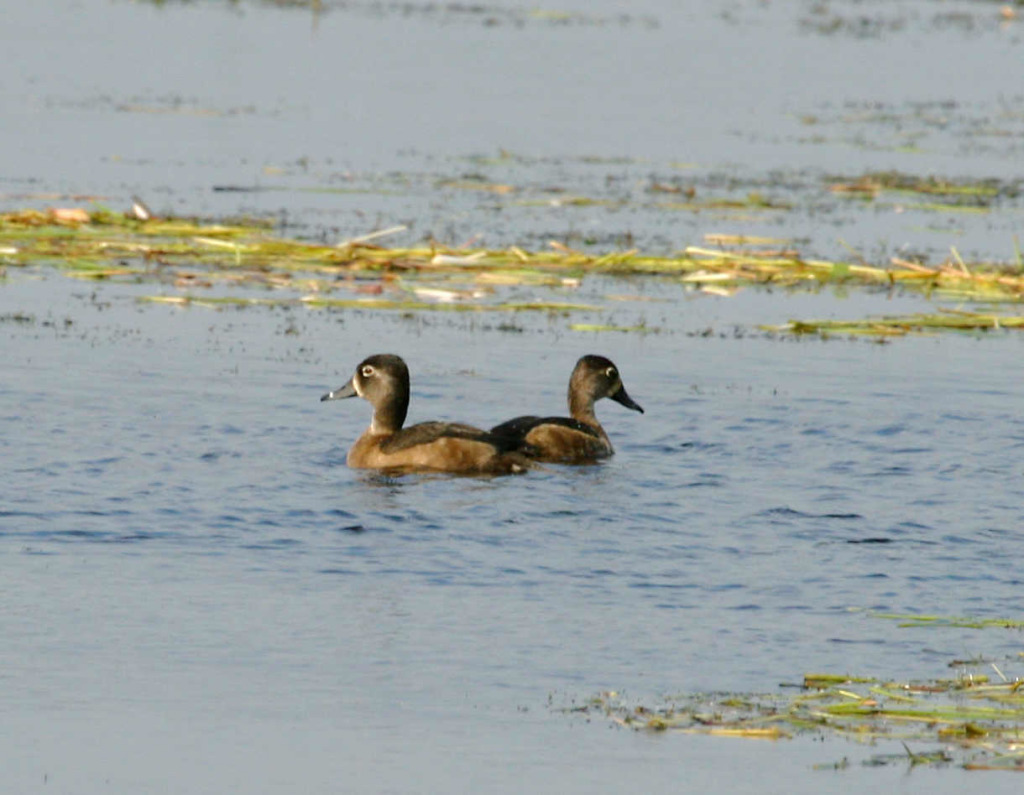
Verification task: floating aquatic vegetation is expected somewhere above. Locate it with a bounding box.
[826,171,1020,219]
[440,179,517,195]
[867,611,1024,631]
[139,294,601,314]
[561,659,1024,771]
[656,192,793,212]
[514,195,620,208]
[569,323,652,334]
[799,3,1015,39]
[561,612,1024,769]
[764,309,1024,338]
[793,95,1024,163]
[5,209,1024,323]
[827,171,1010,201]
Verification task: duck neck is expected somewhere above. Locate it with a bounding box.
[568,390,602,432]
[370,394,408,435]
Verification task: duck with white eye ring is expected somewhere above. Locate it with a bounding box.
[490,355,643,464]
[321,353,535,475]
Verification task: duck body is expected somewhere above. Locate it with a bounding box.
[346,420,529,472]
[489,415,613,464]
[322,354,532,475]
[490,355,643,465]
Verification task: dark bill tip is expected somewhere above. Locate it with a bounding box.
[611,385,644,414]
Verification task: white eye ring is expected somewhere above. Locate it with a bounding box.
[605,366,616,378]
[361,365,375,378]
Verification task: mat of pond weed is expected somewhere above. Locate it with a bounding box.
[5,208,1024,338]
[559,612,1024,772]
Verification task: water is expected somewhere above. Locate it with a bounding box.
[5,1,1024,260]
[4,274,1024,791]
[4,1,1024,792]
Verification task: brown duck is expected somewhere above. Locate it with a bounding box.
[490,355,643,464]
[322,354,533,475]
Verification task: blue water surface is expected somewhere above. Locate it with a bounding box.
[3,273,1024,793]
[3,0,1024,792]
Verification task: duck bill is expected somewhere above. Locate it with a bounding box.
[611,385,644,414]
[320,378,358,402]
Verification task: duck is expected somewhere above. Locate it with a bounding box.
[490,355,643,464]
[321,353,533,475]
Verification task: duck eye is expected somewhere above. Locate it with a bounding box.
[605,366,616,378]
[361,365,375,378]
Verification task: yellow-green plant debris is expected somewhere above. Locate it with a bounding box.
[6,209,1024,322]
[560,660,1024,771]
[764,310,1024,338]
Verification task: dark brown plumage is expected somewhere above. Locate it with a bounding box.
[490,355,643,464]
